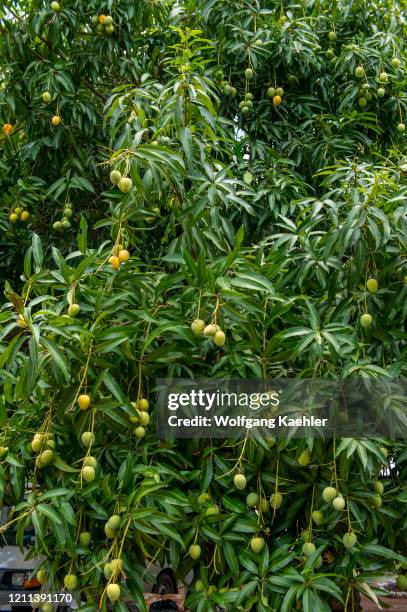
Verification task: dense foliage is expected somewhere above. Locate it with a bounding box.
[0,0,407,610]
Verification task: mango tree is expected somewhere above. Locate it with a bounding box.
[1,0,407,610]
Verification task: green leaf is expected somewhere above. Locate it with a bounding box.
[37,504,63,526]
[40,337,70,381]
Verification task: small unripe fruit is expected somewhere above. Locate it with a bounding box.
[0,446,8,458]
[343,532,357,549]
[397,123,406,133]
[322,486,337,502]
[14,207,22,216]
[205,504,219,516]
[366,278,378,293]
[397,575,407,590]
[81,466,95,482]
[245,68,253,79]
[106,25,114,34]
[118,249,130,263]
[234,473,246,490]
[326,49,335,60]
[302,542,316,557]
[197,492,211,505]
[246,492,259,508]
[195,579,205,592]
[391,57,401,68]
[259,498,269,513]
[68,303,80,317]
[189,544,201,559]
[53,221,62,230]
[377,87,385,97]
[9,213,18,223]
[79,531,91,547]
[354,66,364,78]
[276,87,284,97]
[78,394,90,410]
[104,15,113,26]
[360,313,372,328]
[298,450,310,466]
[110,170,122,185]
[358,97,367,108]
[83,455,97,468]
[106,584,121,602]
[31,438,42,453]
[380,446,388,458]
[328,31,336,41]
[138,411,150,426]
[273,95,282,106]
[118,177,133,193]
[103,562,113,578]
[110,558,123,576]
[371,494,382,509]
[270,492,283,509]
[51,1,60,12]
[373,481,384,495]
[250,536,265,553]
[332,496,346,511]
[138,398,149,411]
[301,529,312,542]
[40,449,54,465]
[36,569,47,584]
[191,319,205,334]
[43,91,51,103]
[81,432,94,447]
[51,115,61,126]
[104,524,116,538]
[312,510,325,525]
[203,324,218,337]
[107,515,121,530]
[267,87,276,98]
[20,211,30,221]
[214,329,226,347]
[36,455,45,468]
[134,426,145,438]
[63,574,78,590]
[379,71,388,82]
